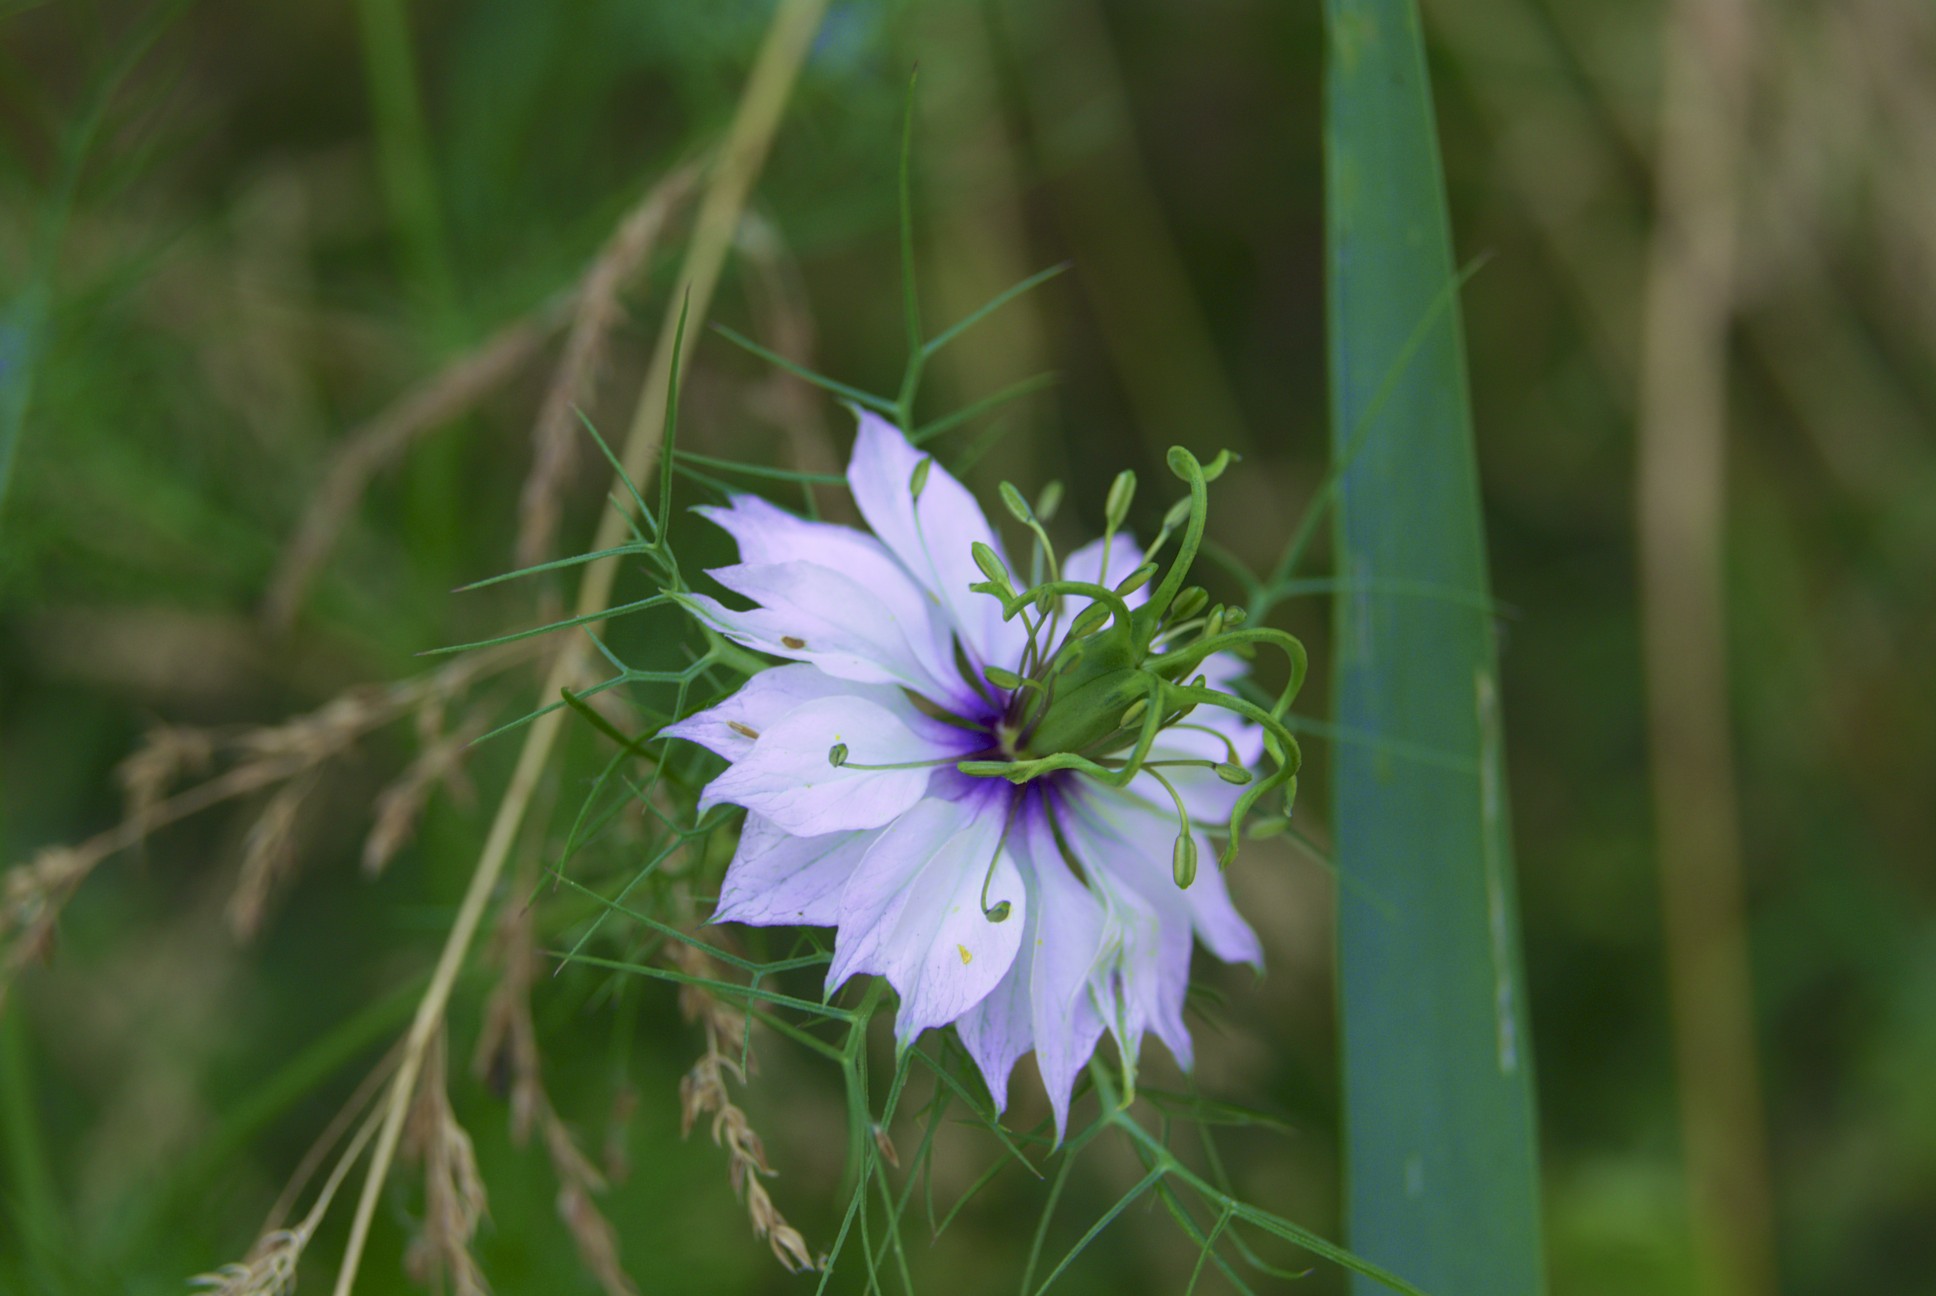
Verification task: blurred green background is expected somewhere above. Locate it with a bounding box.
[2,1,1932,1292]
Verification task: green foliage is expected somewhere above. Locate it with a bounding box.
[1321,2,1544,1291]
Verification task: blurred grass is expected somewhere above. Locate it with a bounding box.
[0,0,1931,1293]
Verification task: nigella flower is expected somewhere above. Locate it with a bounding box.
[667,412,1305,1135]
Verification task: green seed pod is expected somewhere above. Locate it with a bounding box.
[984,899,1012,923]
[1119,698,1149,729]
[984,665,1025,690]
[1068,602,1111,639]
[998,481,1033,524]
[970,541,1013,593]
[1105,470,1137,532]
[1171,587,1209,622]
[1215,763,1252,785]
[828,743,849,767]
[1034,480,1064,523]
[1172,833,1198,888]
[1114,562,1157,596]
[909,455,934,500]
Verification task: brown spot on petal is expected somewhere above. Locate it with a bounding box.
[957,944,973,965]
[781,636,806,649]
[727,721,760,739]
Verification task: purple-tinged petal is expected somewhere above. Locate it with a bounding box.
[699,696,960,836]
[1071,785,1263,971]
[826,790,1025,1048]
[712,815,880,928]
[952,927,1034,1116]
[1017,807,1109,1137]
[687,559,978,711]
[698,495,960,679]
[664,663,954,762]
[846,411,1029,675]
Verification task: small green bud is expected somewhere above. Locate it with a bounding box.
[1205,605,1227,638]
[1068,602,1111,639]
[1165,446,1198,480]
[998,481,1033,524]
[984,665,1025,690]
[1247,815,1290,840]
[983,899,1012,923]
[1114,563,1157,596]
[1215,763,1251,785]
[1162,497,1192,531]
[1119,698,1149,729]
[1172,833,1198,888]
[1104,470,1137,531]
[909,455,934,500]
[970,541,1013,592]
[828,743,849,767]
[1171,587,1209,621]
[1034,480,1064,523]
[1222,606,1248,628]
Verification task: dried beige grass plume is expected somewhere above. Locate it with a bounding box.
[671,939,814,1273]
[403,1033,491,1295]
[228,776,315,942]
[472,889,640,1296]
[190,1227,307,1296]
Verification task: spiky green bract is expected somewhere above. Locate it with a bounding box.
[1324,2,1546,1292]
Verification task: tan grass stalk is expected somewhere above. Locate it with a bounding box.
[1634,0,1777,1292]
[328,3,831,1289]
[192,1085,388,1296]
[516,163,701,570]
[263,299,575,633]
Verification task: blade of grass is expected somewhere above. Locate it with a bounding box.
[1324,2,1545,1292]
[326,4,831,1289]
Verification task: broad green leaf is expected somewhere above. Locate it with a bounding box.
[1324,3,1546,1292]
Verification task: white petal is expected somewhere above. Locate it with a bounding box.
[826,791,1025,1048]
[699,495,962,689]
[847,410,1029,675]
[687,558,977,711]
[699,696,957,836]
[1072,785,1263,970]
[953,922,1035,1115]
[713,815,880,928]
[1017,808,1109,1136]
[664,663,957,762]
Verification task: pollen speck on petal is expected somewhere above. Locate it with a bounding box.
[958,944,972,965]
[727,721,760,739]
[781,635,806,649]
